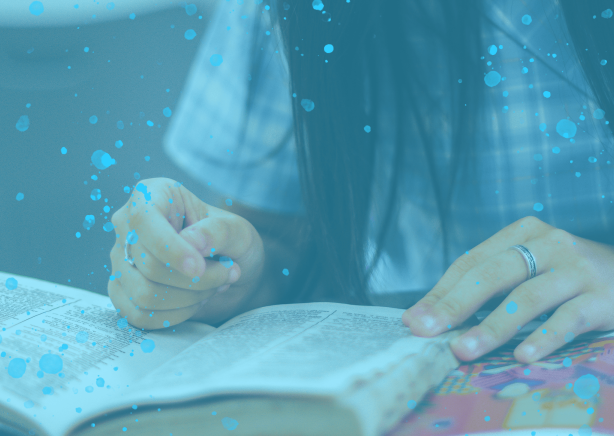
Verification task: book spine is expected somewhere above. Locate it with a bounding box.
[338,330,464,436]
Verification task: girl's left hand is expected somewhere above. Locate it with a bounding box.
[402,216,614,363]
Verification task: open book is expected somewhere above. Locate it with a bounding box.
[0,271,466,436]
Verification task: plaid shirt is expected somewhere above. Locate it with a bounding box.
[164,0,614,294]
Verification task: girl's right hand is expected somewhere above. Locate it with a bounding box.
[108,178,265,329]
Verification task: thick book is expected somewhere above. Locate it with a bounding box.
[0,271,467,436]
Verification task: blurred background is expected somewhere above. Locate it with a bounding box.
[1,0,215,296]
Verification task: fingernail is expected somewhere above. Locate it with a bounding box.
[229,269,239,284]
[519,344,536,359]
[183,257,198,276]
[200,298,209,307]
[216,284,230,294]
[184,229,208,256]
[455,335,479,355]
[418,315,436,330]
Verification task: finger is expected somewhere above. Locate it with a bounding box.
[179,211,257,265]
[513,293,609,363]
[448,269,580,362]
[108,277,204,330]
[110,244,212,310]
[126,242,241,292]
[117,189,207,280]
[404,217,552,316]
[405,237,555,336]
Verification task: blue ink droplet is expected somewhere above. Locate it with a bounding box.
[140,339,155,353]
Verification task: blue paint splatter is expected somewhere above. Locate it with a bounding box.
[76,407,82,413]
[90,189,102,201]
[106,2,114,10]
[42,387,54,395]
[146,120,154,127]
[134,172,140,180]
[140,339,155,353]
[85,386,94,393]
[506,301,517,314]
[521,14,532,25]
[127,230,138,245]
[163,321,170,328]
[16,192,25,201]
[488,45,497,55]
[483,71,501,87]
[5,278,18,290]
[522,67,528,74]
[221,417,239,431]
[312,0,323,11]
[324,44,334,53]
[533,203,543,212]
[16,115,30,132]
[61,147,68,154]
[556,119,577,138]
[136,183,151,201]
[124,186,131,193]
[39,354,63,374]
[225,198,233,206]
[301,99,315,112]
[89,115,98,124]
[574,374,600,399]
[364,125,371,133]
[543,91,551,98]
[220,256,233,268]
[40,334,47,342]
[601,60,608,66]
[117,120,124,129]
[534,154,543,161]
[563,357,572,367]
[8,358,27,378]
[185,29,197,40]
[76,331,89,343]
[117,318,128,329]
[282,268,289,276]
[37,370,44,378]
[29,1,44,16]
[539,123,547,132]
[407,400,417,409]
[91,150,116,170]
[96,377,104,387]
[210,54,223,66]
[83,215,95,230]
[163,107,172,117]
[129,13,135,19]
[115,140,123,148]
[185,3,197,15]
[593,109,605,119]
[24,400,34,409]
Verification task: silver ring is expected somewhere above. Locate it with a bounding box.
[124,239,135,266]
[507,244,537,281]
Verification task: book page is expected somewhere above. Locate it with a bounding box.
[135,302,456,401]
[0,272,214,435]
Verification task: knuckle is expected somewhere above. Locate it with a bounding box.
[132,285,156,309]
[517,285,543,309]
[435,297,464,320]
[547,228,574,246]
[519,215,543,228]
[478,320,505,341]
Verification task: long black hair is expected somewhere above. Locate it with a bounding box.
[246,0,614,305]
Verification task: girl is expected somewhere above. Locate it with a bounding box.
[109,0,614,363]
